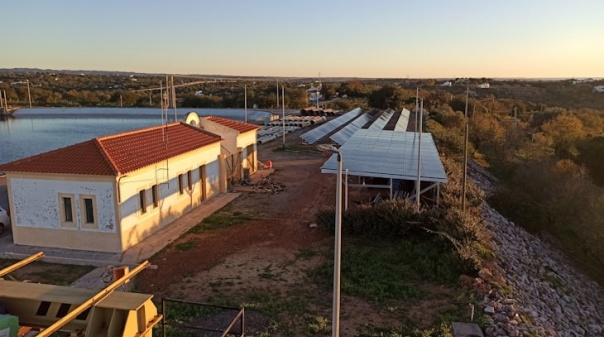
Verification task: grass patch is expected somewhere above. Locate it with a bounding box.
[358,323,454,337]
[307,315,331,335]
[241,291,308,317]
[0,260,95,286]
[258,265,275,279]
[272,145,321,153]
[175,239,196,251]
[189,209,253,233]
[309,243,424,303]
[295,248,318,260]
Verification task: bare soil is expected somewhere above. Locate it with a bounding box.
[136,130,459,336]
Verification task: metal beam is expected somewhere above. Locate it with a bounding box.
[0,252,45,277]
[35,260,151,337]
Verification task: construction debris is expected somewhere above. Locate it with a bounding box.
[252,177,286,194]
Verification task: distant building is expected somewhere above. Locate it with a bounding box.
[594,85,604,93]
[573,78,595,84]
[307,85,322,103]
[477,82,490,89]
[441,81,452,87]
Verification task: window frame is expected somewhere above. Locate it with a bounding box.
[58,193,76,228]
[187,170,193,191]
[80,195,98,230]
[151,184,159,208]
[199,165,207,201]
[178,174,185,195]
[139,189,147,214]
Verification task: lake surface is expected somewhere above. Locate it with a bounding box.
[0,107,276,165]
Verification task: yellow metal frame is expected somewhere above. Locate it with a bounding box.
[0,252,45,277]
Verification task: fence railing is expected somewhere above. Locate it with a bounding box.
[160,298,244,337]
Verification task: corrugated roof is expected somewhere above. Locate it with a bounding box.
[204,116,260,133]
[320,129,447,183]
[0,122,222,176]
[300,107,362,144]
[329,113,373,145]
[394,108,411,131]
[367,109,395,131]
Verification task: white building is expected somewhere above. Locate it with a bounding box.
[0,122,226,253]
[198,115,260,184]
[593,85,604,93]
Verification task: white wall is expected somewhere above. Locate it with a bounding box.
[9,176,116,232]
[118,142,222,250]
[199,120,239,155]
[6,174,121,252]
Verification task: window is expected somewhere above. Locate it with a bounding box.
[199,165,207,201]
[80,195,98,230]
[187,170,193,191]
[63,197,73,222]
[58,193,76,228]
[84,198,94,223]
[139,190,147,214]
[178,174,184,195]
[152,185,159,208]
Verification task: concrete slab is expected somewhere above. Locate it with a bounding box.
[451,322,484,337]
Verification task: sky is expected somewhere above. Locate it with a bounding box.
[3,1,604,79]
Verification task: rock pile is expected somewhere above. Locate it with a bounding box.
[477,203,604,337]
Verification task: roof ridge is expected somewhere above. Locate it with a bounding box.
[93,139,120,175]
[204,115,260,132]
[97,122,180,141]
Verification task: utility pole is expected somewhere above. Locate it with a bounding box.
[331,149,343,337]
[26,79,32,108]
[461,123,469,213]
[461,87,470,213]
[416,99,423,209]
[415,88,419,131]
[282,85,285,149]
[464,86,469,118]
[171,75,177,121]
[244,84,248,123]
[276,80,279,108]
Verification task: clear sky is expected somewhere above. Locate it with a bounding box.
[3,1,603,78]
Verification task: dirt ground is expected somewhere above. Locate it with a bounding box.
[138,130,335,292]
[137,129,458,336]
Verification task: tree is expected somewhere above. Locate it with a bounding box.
[367,85,410,110]
[541,114,586,157]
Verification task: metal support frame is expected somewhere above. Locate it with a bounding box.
[36,260,154,337]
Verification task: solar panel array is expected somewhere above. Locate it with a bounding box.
[368,109,394,131]
[329,113,372,145]
[394,108,411,131]
[300,108,362,144]
[321,129,447,183]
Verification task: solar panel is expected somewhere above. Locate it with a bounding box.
[300,108,362,144]
[368,109,394,131]
[394,108,411,131]
[320,129,447,183]
[329,113,372,145]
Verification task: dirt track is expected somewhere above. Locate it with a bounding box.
[137,130,335,295]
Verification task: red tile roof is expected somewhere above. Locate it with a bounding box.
[204,116,260,134]
[0,122,222,176]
